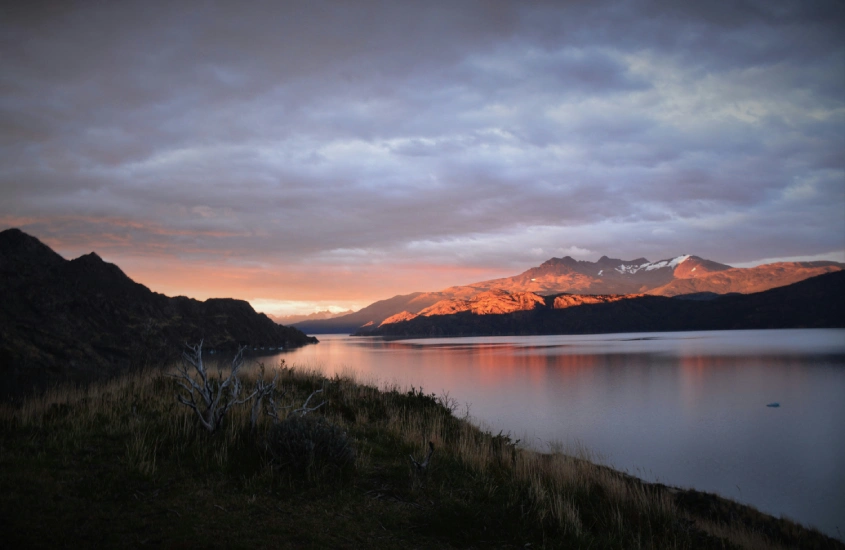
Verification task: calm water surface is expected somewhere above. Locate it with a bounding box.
[259,329,845,539]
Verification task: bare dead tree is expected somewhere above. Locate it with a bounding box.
[410,441,435,474]
[251,370,286,428]
[170,340,257,433]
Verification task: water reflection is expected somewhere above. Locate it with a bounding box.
[255,329,845,539]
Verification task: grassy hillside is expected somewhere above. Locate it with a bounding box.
[1,360,841,549]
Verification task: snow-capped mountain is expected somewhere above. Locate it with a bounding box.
[450,254,733,297]
[294,254,843,333]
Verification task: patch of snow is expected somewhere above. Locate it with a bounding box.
[615,255,690,275]
[615,262,648,274]
[598,270,603,276]
[644,255,689,271]
[669,254,690,267]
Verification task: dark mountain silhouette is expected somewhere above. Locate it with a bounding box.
[356,271,845,338]
[0,228,317,396]
[299,254,842,333]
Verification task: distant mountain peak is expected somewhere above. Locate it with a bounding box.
[539,256,578,267]
[596,255,628,265]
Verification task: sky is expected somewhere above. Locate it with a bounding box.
[1,1,844,316]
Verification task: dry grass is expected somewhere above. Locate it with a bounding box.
[1,360,841,549]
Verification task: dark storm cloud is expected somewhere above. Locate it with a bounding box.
[1,0,843,306]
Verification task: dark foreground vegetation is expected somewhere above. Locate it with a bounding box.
[359,271,845,338]
[1,359,841,549]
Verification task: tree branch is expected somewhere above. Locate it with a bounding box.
[410,441,435,473]
[291,389,325,416]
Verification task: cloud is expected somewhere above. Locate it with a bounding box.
[1,0,843,312]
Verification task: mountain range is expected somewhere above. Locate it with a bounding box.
[0,228,316,396]
[357,271,845,338]
[268,309,355,326]
[295,254,843,333]
[3,226,842,391]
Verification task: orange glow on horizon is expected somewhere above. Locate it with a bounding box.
[0,218,514,316]
[33,245,511,317]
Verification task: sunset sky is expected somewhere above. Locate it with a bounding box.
[2,1,843,316]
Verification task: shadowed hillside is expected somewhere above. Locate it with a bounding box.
[0,228,317,396]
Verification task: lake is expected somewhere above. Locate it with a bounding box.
[257,328,845,540]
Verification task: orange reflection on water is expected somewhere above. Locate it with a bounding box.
[373,340,603,395]
[282,338,607,400]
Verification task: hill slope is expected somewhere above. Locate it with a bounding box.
[0,228,317,395]
[1,367,840,549]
